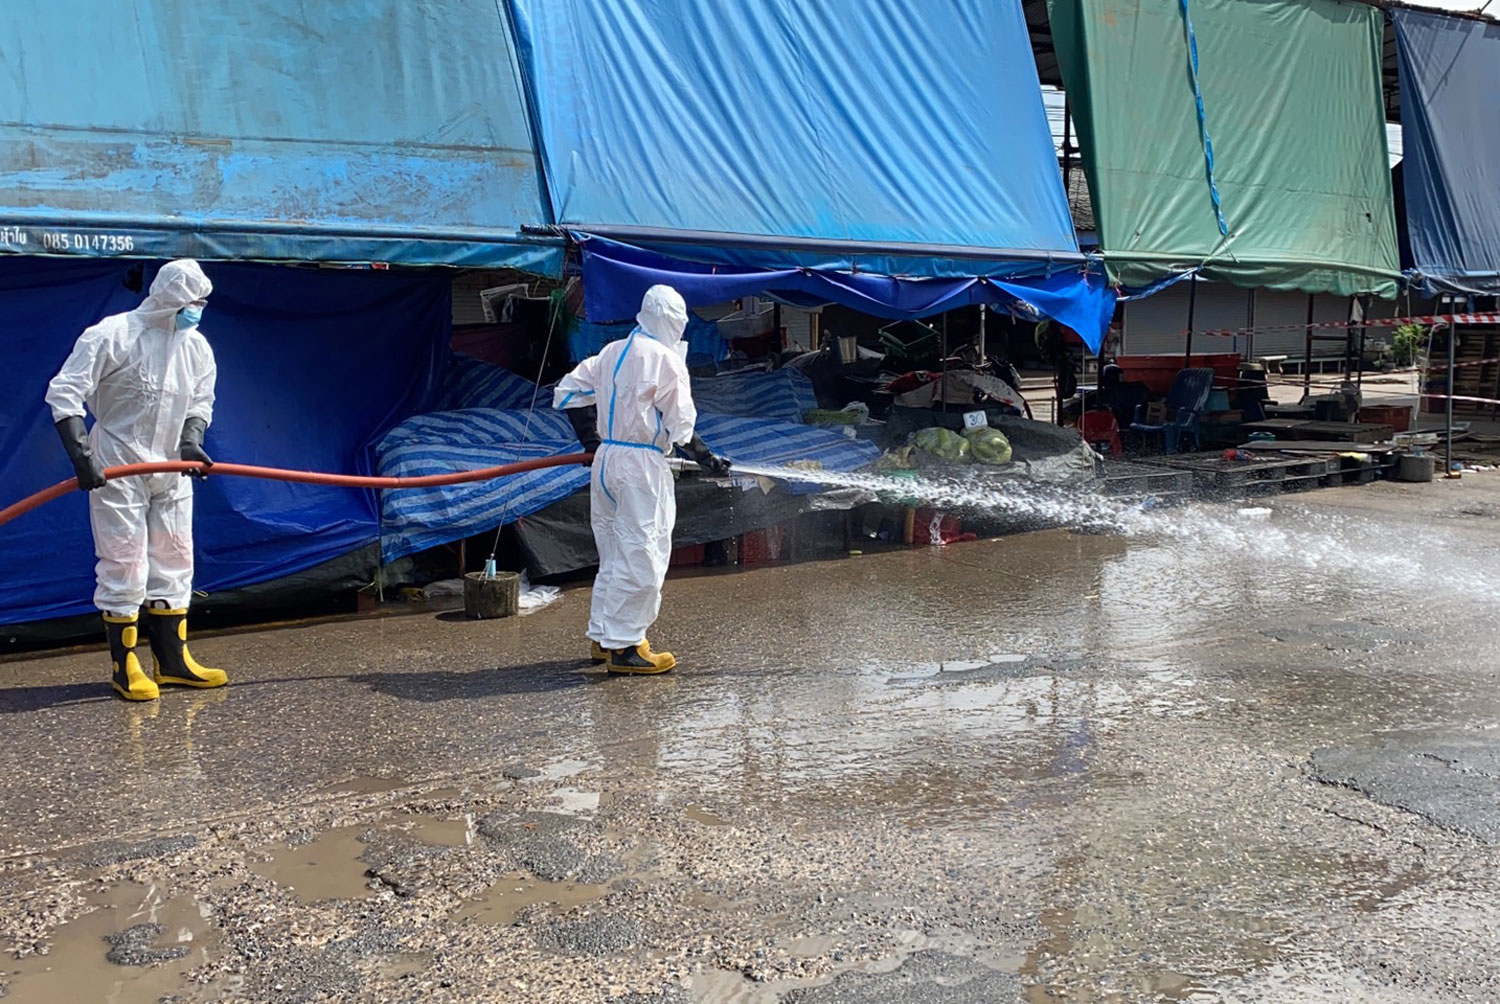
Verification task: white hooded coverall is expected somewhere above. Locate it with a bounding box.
[45,260,217,616]
[553,286,697,650]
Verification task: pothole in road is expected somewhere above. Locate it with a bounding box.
[455,872,609,927]
[2,882,217,1004]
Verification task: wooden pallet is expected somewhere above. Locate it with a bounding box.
[1438,326,1500,420]
[1241,419,1396,443]
[1140,450,1337,495]
[1096,461,1195,497]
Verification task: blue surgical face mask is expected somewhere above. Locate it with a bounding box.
[175,306,204,330]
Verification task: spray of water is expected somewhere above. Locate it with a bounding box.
[727,462,1136,530]
[727,461,1500,601]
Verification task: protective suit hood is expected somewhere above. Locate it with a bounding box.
[137,260,213,329]
[635,285,688,349]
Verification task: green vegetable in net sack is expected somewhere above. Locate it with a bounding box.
[912,427,945,453]
[962,427,1013,466]
[912,426,972,463]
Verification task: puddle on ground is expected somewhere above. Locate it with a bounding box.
[537,758,593,781]
[784,935,837,957]
[421,787,466,801]
[3,882,215,1004]
[691,968,782,1003]
[403,814,472,847]
[322,775,410,796]
[551,787,601,815]
[252,826,372,902]
[455,872,607,927]
[688,954,902,1004]
[375,951,433,979]
[685,806,729,827]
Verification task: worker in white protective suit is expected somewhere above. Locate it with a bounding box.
[46,259,227,701]
[553,285,731,674]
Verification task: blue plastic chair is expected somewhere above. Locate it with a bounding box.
[1130,367,1215,453]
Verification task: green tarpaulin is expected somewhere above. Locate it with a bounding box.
[1049,0,1399,297]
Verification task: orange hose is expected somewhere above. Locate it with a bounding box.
[0,454,594,529]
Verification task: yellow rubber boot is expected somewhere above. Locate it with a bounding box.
[590,641,608,665]
[145,608,227,689]
[105,614,159,702]
[606,641,676,675]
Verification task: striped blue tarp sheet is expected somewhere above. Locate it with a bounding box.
[376,408,879,561]
[688,369,818,425]
[436,354,542,412]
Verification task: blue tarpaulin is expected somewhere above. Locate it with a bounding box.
[0,1,559,272]
[570,314,729,369]
[0,259,449,624]
[505,0,1083,273]
[579,237,1117,353]
[1393,9,1500,297]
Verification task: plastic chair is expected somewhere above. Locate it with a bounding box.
[1080,409,1123,458]
[1130,367,1215,453]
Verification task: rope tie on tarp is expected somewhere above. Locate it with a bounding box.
[1179,0,1230,237]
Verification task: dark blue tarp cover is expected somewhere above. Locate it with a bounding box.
[1393,9,1500,296]
[505,0,1083,275]
[0,259,449,624]
[580,237,1116,353]
[570,314,729,369]
[0,1,559,273]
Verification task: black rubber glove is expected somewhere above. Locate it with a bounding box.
[565,406,601,456]
[55,416,107,491]
[682,434,731,475]
[178,416,213,479]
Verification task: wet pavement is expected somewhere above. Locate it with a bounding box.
[4,477,1500,1001]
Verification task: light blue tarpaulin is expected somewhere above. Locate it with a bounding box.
[1393,9,1500,297]
[505,0,1082,273]
[0,1,559,272]
[376,363,877,560]
[580,237,1117,353]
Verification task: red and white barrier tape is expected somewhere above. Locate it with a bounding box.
[1426,392,1500,409]
[1188,312,1500,339]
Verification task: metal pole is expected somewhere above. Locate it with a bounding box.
[1446,319,1456,477]
[1061,96,1073,192]
[940,312,948,414]
[1184,277,1197,361]
[1304,295,1315,398]
[977,304,987,365]
[1355,293,1368,392]
[376,489,385,604]
[1247,288,1256,365]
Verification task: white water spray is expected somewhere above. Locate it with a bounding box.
[724,461,1500,601]
[725,461,1141,530]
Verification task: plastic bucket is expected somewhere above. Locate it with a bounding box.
[1396,453,1435,483]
